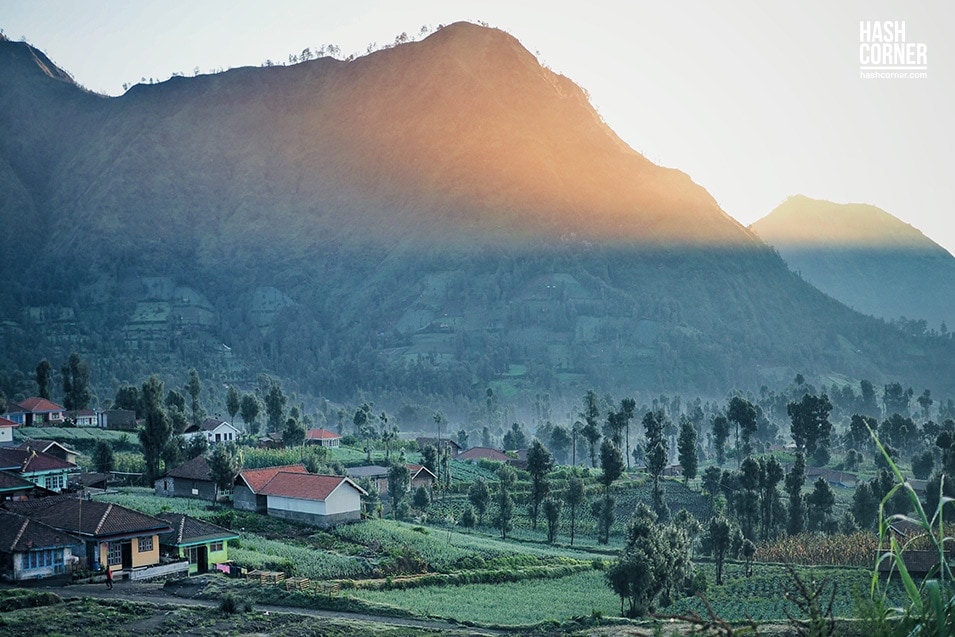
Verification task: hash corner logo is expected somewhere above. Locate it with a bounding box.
[858,21,928,80]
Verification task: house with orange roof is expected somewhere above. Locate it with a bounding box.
[255,471,366,527]
[0,417,15,445]
[304,427,341,448]
[232,464,309,512]
[4,398,65,427]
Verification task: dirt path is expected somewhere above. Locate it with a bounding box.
[51,579,503,635]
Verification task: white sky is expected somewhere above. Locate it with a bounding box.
[2,0,953,254]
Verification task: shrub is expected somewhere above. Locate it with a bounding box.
[218,592,251,614]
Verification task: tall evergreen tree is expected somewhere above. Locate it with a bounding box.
[185,368,205,428]
[643,410,669,504]
[226,385,241,426]
[526,439,554,529]
[35,359,52,400]
[677,417,698,484]
[139,375,172,483]
[494,464,517,540]
[785,452,807,535]
[727,396,758,464]
[712,415,730,466]
[209,441,240,503]
[566,476,586,546]
[239,393,261,436]
[61,352,92,411]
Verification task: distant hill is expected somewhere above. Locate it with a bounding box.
[752,196,955,332]
[1,24,953,411]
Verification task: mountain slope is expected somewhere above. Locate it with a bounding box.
[0,25,952,407]
[752,195,955,331]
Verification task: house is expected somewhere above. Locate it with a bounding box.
[305,428,341,448]
[67,409,97,427]
[156,512,239,575]
[415,437,461,457]
[0,416,15,445]
[14,439,79,465]
[0,471,55,501]
[256,472,366,527]
[458,447,511,463]
[98,409,138,431]
[0,447,77,492]
[4,495,173,576]
[257,431,285,449]
[184,418,239,445]
[3,398,65,427]
[0,509,83,583]
[346,464,437,494]
[233,464,308,512]
[154,455,220,501]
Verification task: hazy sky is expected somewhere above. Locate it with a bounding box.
[3,1,953,254]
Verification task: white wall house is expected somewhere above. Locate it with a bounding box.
[257,472,366,527]
[184,419,239,444]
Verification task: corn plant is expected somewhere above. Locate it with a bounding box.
[869,424,954,636]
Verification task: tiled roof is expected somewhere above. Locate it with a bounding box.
[346,465,390,479]
[0,416,16,428]
[458,447,510,462]
[258,472,366,501]
[0,510,82,552]
[200,418,233,432]
[165,455,213,481]
[0,448,76,473]
[16,397,65,413]
[156,512,239,546]
[305,428,341,440]
[237,464,308,493]
[408,464,437,480]
[0,470,42,492]
[14,439,78,455]
[5,495,172,538]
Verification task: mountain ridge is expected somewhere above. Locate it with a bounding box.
[0,23,952,407]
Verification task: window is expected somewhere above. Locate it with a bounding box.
[209,541,223,552]
[138,536,153,553]
[187,547,199,564]
[45,473,65,491]
[107,542,123,566]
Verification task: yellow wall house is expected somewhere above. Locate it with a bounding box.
[5,495,172,576]
[156,513,239,574]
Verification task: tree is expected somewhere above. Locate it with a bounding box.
[460,505,476,532]
[61,352,92,411]
[882,382,913,417]
[209,442,240,503]
[92,440,115,473]
[566,477,586,546]
[502,422,528,450]
[806,477,836,533]
[581,390,602,467]
[593,494,615,544]
[727,396,758,464]
[226,386,241,426]
[494,464,516,540]
[468,478,490,525]
[548,425,572,465]
[911,449,934,480]
[785,452,807,535]
[283,416,306,447]
[139,375,172,483]
[186,433,208,459]
[526,440,554,529]
[35,359,53,400]
[918,389,934,420]
[759,456,784,540]
[543,498,562,543]
[599,439,624,493]
[185,368,205,428]
[456,428,469,450]
[701,466,722,499]
[263,379,287,433]
[677,417,698,484]
[706,515,732,585]
[114,385,143,417]
[240,393,262,436]
[788,393,833,458]
[412,485,431,509]
[388,463,411,519]
[712,415,730,466]
[643,410,669,504]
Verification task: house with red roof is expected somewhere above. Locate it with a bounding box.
[0,447,77,493]
[4,398,65,427]
[305,427,341,448]
[0,416,15,445]
[232,464,309,512]
[256,472,366,527]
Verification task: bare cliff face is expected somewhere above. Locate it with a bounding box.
[0,24,951,401]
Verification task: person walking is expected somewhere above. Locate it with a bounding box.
[105,567,113,590]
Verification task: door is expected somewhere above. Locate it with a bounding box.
[197,546,208,573]
[121,541,133,569]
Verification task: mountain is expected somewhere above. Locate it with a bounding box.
[1,25,953,412]
[752,196,955,332]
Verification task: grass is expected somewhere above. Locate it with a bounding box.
[346,569,617,625]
